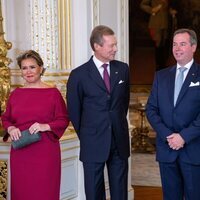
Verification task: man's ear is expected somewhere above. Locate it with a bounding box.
[94,43,101,51]
[192,44,197,53]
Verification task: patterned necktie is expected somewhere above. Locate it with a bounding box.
[174,67,187,105]
[102,63,110,93]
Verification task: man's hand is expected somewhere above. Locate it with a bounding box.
[167,133,185,150]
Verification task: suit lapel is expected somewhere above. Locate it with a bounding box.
[88,58,108,92]
[176,63,199,106]
[168,65,176,106]
[110,61,119,93]
[88,58,121,93]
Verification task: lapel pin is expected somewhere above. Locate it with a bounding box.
[115,71,118,74]
[192,73,195,76]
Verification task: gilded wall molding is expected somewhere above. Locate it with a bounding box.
[30,0,72,70]
[58,0,71,69]
[0,0,12,113]
[117,0,129,63]
[92,0,99,27]
[119,0,125,62]
[30,0,59,70]
[0,160,7,200]
[10,68,70,77]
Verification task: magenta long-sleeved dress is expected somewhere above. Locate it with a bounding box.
[2,88,69,200]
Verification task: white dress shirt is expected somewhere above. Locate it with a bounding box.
[175,59,194,82]
[93,55,110,78]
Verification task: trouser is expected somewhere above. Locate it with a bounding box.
[159,158,200,200]
[83,137,128,200]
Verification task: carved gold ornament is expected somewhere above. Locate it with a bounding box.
[0,0,12,114]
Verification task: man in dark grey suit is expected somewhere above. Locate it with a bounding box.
[67,25,130,200]
[146,28,200,200]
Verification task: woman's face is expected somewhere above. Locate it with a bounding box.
[21,58,43,84]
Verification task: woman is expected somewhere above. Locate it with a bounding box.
[2,50,69,200]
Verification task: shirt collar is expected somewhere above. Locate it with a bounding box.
[177,59,194,71]
[93,55,109,70]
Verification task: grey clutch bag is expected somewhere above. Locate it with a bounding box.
[12,129,41,149]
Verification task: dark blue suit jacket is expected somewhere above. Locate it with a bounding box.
[146,62,200,164]
[67,57,130,162]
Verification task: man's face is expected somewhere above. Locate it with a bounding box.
[94,34,118,63]
[172,33,197,66]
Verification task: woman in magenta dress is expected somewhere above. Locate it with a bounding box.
[2,50,69,200]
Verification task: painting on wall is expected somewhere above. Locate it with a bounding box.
[129,0,157,85]
[129,0,200,85]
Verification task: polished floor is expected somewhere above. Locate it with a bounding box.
[133,186,162,200]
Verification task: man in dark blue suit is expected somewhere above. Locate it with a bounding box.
[146,28,200,200]
[67,25,130,200]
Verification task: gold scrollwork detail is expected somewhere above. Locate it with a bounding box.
[0,161,7,200]
[0,0,12,114]
[0,66,11,113]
